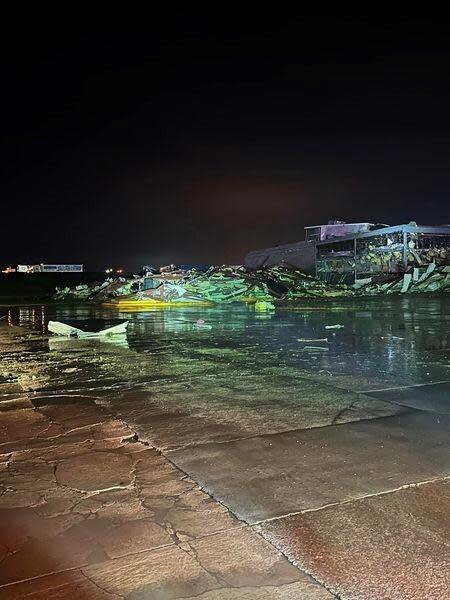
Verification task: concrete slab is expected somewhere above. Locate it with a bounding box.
[0,400,236,587]
[0,528,334,599]
[168,412,450,522]
[0,397,332,600]
[79,528,332,600]
[366,381,450,414]
[107,387,403,451]
[257,479,450,600]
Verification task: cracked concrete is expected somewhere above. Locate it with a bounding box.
[0,391,330,598]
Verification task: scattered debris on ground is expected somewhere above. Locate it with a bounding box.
[54,266,351,305]
[302,346,330,352]
[48,320,129,338]
[52,263,450,305]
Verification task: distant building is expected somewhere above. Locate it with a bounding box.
[17,265,39,273]
[17,264,83,273]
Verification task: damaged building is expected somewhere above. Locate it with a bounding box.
[245,221,450,283]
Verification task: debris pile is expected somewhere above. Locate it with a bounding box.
[53,266,351,304]
[53,263,450,305]
[355,264,450,295]
[54,278,138,301]
[150,265,351,304]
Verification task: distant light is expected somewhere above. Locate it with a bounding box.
[116,268,123,274]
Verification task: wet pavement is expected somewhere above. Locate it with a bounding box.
[0,297,449,598]
[257,479,450,600]
[0,388,328,599]
[169,412,449,522]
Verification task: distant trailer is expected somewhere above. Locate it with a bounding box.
[40,264,83,273]
[17,264,84,273]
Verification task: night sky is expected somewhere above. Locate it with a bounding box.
[1,17,450,270]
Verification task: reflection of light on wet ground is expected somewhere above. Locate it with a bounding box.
[48,334,129,351]
[4,297,450,395]
[2,304,448,599]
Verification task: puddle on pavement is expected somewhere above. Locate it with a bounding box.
[1,297,449,448]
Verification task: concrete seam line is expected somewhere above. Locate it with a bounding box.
[0,541,175,589]
[164,410,415,453]
[357,379,450,394]
[0,522,254,591]
[250,474,450,526]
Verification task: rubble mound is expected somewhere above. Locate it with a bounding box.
[54,278,138,301]
[53,266,350,304]
[53,264,450,304]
